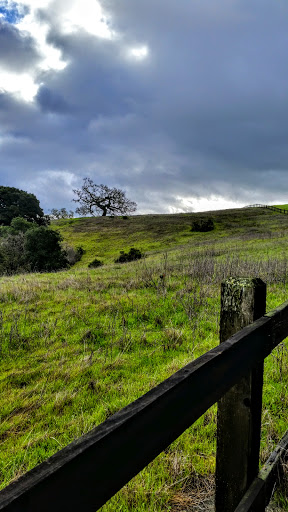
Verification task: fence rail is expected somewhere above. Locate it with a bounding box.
[247,204,288,214]
[235,430,288,511]
[0,281,288,512]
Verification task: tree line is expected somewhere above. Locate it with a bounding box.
[0,186,69,274]
[0,180,137,275]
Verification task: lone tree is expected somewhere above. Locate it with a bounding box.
[0,186,48,226]
[73,178,137,217]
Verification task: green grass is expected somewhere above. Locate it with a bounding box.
[1,206,288,510]
[274,204,288,210]
[54,208,282,265]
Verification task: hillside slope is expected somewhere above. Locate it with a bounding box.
[0,206,288,510]
[53,206,286,265]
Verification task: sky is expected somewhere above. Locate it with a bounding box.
[0,0,288,215]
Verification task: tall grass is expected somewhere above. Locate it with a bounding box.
[0,207,288,510]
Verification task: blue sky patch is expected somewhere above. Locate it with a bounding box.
[0,2,28,24]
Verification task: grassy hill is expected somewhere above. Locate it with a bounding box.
[54,206,288,264]
[274,204,288,210]
[1,206,288,510]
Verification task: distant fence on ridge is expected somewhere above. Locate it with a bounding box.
[247,204,288,214]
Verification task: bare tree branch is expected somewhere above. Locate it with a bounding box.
[73,179,137,217]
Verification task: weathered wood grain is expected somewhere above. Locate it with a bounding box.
[215,278,266,512]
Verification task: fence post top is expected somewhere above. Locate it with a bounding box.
[222,277,266,288]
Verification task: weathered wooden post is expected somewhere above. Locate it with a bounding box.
[215,277,266,512]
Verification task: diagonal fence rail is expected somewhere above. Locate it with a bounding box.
[235,430,288,512]
[0,280,288,512]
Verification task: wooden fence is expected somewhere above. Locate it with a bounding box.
[0,278,288,512]
[247,204,288,214]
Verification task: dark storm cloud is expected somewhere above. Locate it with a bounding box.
[0,18,40,71]
[36,86,70,113]
[39,27,153,119]
[1,0,288,213]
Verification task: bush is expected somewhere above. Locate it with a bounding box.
[0,224,69,275]
[9,217,33,234]
[76,246,85,257]
[191,218,214,232]
[0,233,28,274]
[115,248,143,263]
[88,258,103,268]
[24,227,69,271]
[65,245,85,265]
[0,217,32,237]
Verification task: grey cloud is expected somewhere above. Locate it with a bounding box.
[36,86,71,113]
[1,0,288,214]
[41,29,153,120]
[0,19,40,72]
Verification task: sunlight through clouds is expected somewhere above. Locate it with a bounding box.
[129,45,149,60]
[0,0,112,101]
[17,13,66,72]
[0,0,147,103]
[61,0,112,38]
[0,0,65,100]
[180,196,246,213]
[0,70,38,101]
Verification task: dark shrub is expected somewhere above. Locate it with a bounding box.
[191,218,214,232]
[0,233,28,273]
[65,245,85,265]
[76,246,85,257]
[0,226,69,274]
[88,258,103,268]
[115,247,143,263]
[24,227,68,271]
[9,217,33,234]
